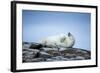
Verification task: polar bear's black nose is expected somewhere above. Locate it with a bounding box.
[68,32,71,37]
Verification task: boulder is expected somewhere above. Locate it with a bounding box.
[29,43,43,49]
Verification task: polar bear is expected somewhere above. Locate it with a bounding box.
[39,32,75,49]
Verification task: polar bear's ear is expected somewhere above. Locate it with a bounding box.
[68,32,71,37]
[60,36,66,43]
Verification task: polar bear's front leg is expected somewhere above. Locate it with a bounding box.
[54,43,61,56]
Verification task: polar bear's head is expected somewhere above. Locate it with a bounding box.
[60,32,75,48]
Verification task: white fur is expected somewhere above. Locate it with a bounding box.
[39,33,75,48]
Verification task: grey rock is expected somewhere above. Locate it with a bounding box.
[46,59,54,61]
[29,43,43,49]
[70,56,85,60]
[39,52,52,58]
[41,47,58,51]
[22,42,91,63]
[51,56,69,61]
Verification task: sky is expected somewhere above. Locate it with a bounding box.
[22,10,91,50]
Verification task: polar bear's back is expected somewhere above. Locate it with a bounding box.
[40,34,65,47]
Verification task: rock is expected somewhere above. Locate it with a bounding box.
[23,51,36,62]
[75,56,85,60]
[23,58,45,62]
[64,54,76,59]
[29,58,46,62]
[46,58,54,61]
[39,51,52,58]
[51,56,69,61]
[70,56,85,60]
[23,43,30,48]
[47,51,60,56]
[23,48,39,53]
[22,48,40,62]
[22,42,91,62]
[41,47,58,51]
[29,43,43,49]
[23,42,29,44]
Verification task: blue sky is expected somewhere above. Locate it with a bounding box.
[22,10,91,50]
